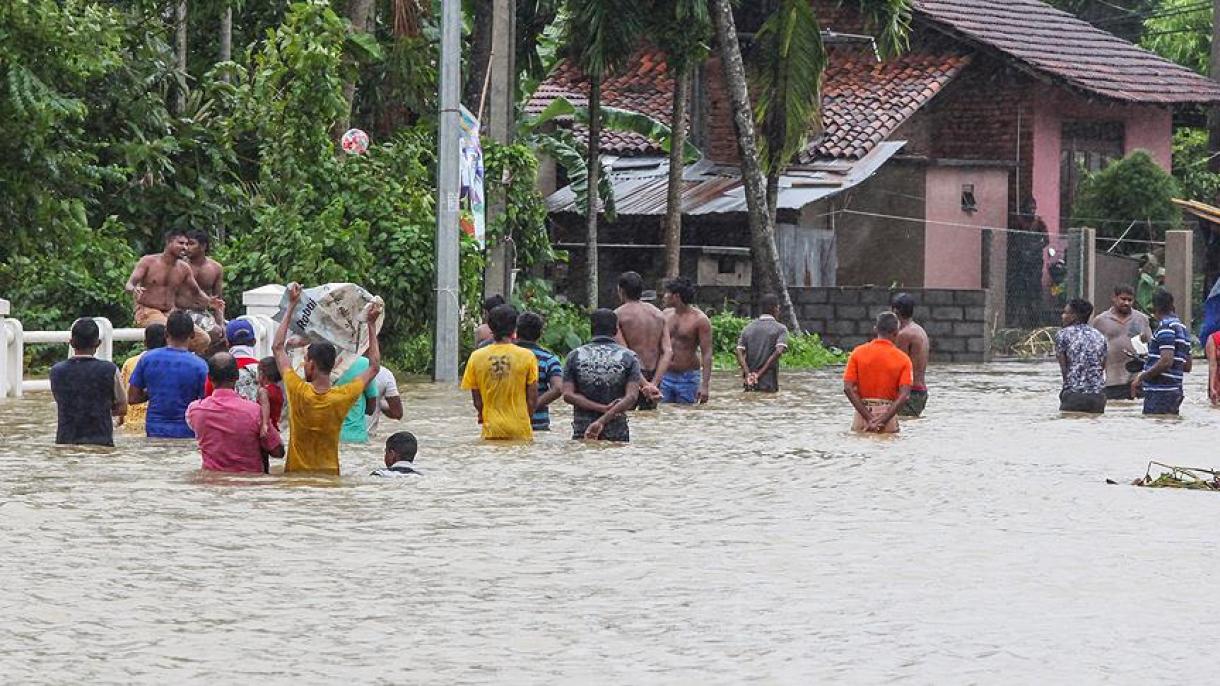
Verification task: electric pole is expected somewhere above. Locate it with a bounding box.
[434,0,461,382]
[1209,0,1220,172]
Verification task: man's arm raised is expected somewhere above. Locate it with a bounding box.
[358,302,383,387]
[272,283,301,373]
[125,257,149,303]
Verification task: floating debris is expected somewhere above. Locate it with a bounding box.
[1125,462,1220,490]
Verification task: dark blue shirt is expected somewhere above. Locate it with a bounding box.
[1143,315,1190,393]
[129,347,207,438]
[563,336,643,441]
[518,341,562,430]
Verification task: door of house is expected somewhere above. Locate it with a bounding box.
[1059,121,1124,227]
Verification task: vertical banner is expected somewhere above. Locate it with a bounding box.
[458,105,486,246]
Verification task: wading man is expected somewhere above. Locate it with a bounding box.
[125,229,221,354]
[562,309,642,442]
[614,271,671,409]
[187,352,284,474]
[1056,298,1107,413]
[184,229,226,353]
[127,311,208,438]
[50,318,128,446]
[891,293,930,416]
[1131,289,1191,416]
[515,311,564,432]
[735,294,788,392]
[1090,285,1152,400]
[843,312,912,433]
[461,304,539,441]
[661,277,712,404]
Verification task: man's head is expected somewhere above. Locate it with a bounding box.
[69,318,101,354]
[488,304,518,341]
[166,310,195,345]
[874,311,900,341]
[144,323,167,351]
[185,229,211,259]
[304,342,338,381]
[618,271,644,303]
[225,319,256,348]
[207,352,239,389]
[1152,288,1175,316]
[662,277,696,309]
[759,293,780,318]
[1062,298,1094,326]
[385,431,418,467]
[482,295,506,320]
[163,229,189,258]
[891,292,916,320]
[590,308,619,338]
[516,311,544,344]
[1111,285,1135,316]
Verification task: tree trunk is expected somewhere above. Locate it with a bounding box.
[175,0,188,113]
[586,76,603,309]
[663,67,689,279]
[336,0,376,137]
[219,3,232,63]
[709,0,799,330]
[1208,0,1220,175]
[465,0,494,111]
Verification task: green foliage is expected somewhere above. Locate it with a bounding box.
[709,311,844,370]
[1070,150,1182,252]
[528,128,617,221]
[524,95,702,162]
[1142,0,1212,75]
[750,0,825,176]
[513,277,590,357]
[483,140,558,269]
[648,0,711,74]
[1171,128,1220,203]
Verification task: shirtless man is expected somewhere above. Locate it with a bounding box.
[614,271,671,409]
[660,277,712,404]
[184,229,226,353]
[891,293,929,417]
[125,229,221,354]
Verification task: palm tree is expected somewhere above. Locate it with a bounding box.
[562,0,644,309]
[649,0,712,279]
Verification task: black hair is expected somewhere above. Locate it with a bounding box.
[166,310,195,341]
[1066,298,1094,322]
[386,431,418,462]
[258,356,281,383]
[590,308,619,338]
[306,341,338,373]
[1114,284,1135,297]
[891,292,916,319]
[207,352,239,385]
[516,311,544,342]
[70,318,100,350]
[1152,288,1175,313]
[144,323,167,350]
[482,294,506,315]
[758,293,780,314]
[875,311,900,336]
[618,271,644,300]
[185,229,211,252]
[664,276,696,305]
[163,228,187,244]
[488,303,518,340]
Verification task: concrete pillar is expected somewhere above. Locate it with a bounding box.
[243,284,285,319]
[1065,227,1096,304]
[0,299,8,317]
[92,317,114,362]
[483,0,516,300]
[1165,229,1194,328]
[4,318,23,398]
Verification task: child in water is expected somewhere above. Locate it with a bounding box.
[371,431,420,477]
[257,357,284,436]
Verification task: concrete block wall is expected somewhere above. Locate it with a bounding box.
[698,286,992,363]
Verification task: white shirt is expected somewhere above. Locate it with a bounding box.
[365,366,401,433]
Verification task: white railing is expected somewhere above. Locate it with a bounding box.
[0,286,283,398]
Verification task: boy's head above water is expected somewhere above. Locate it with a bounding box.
[385,431,418,467]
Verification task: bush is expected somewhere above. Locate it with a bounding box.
[1070,150,1181,253]
[513,277,590,357]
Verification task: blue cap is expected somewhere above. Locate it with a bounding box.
[225,319,256,345]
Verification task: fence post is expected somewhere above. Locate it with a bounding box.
[243,284,285,319]
[0,299,8,398]
[4,317,23,399]
[1065,227,1096,304]
[92,317,114,361]
[1165,229,1194,329]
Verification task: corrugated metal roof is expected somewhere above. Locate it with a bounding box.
[547,141,906,217]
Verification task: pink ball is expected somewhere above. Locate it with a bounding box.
[341,128,370,155]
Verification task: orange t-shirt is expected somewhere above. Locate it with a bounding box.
[843,338,913,400]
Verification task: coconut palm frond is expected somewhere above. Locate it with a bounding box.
[750,0,825,176]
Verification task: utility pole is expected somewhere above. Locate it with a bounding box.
[1209,0,1220,172]
[434,0,461,382]
[483,0,517,300]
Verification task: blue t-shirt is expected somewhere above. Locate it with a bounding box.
[1143,315,1190,393]
[518,341,562,429]
[129,346,207,438]
[338,357,378,443]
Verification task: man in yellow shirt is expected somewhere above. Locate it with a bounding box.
[273,282,383,474]
[461,303,538,440]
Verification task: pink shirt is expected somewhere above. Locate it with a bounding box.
[186,388,282,473]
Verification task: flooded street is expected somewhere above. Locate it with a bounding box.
[3,360,1220,683]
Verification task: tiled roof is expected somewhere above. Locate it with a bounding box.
[912,0,1220,104]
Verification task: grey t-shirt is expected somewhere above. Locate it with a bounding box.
[563,337,643,441]
[1090,308,1152,387]
[736,316,789,392]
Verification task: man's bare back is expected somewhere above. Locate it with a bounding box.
[615,300,669,373]
[895,320,929,388]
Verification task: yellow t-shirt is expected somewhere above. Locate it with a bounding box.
[282,368,365,474]
[460,342,539,440]
[120,353,146,433]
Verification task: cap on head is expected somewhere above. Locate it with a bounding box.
[225,319,256,346]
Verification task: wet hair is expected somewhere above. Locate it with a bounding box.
[144,323,167,350]
[70,318,100,350]
[386,431,418,462]
[258,356,281,383]
[516,311,544,342]
[1114,284,1135,297]
[163,228,187,244]
[664,276,696,305]
[891,292,916,319]
[482,295,506,316]
[618,271,644,300]
[875,311,900,336]
[488,304,519,340]
[758,293,779,314]
[590,308,619,338]
[1152,288,1175,313]
[207,352,239,385]
[166,310,195,341]
[1067,298,1094,322]
[185,229,211,252]
[306,341,338,373]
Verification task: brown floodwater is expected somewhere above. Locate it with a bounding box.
[2,361,1219,683]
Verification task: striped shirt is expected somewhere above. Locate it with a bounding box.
[1142,315,1190,393]
[518,341,562,430]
